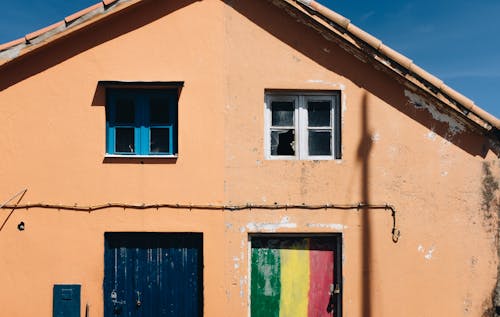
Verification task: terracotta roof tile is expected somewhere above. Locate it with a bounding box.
[102,0,119,6]
[0,0,497,130]
[65,3,103,24]
[294,0,499,130]
[25,21,65,42]
[0,0,135,53]
[0,37,25,52]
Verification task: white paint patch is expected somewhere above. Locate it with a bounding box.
[246,216,297,232]
[418,244,435,260]
[404,90,465,135]
[424,246,435,260]
[239,276,247,298]
[233,256,240,269]
[371,132,380,142]
[427,130,437,140]
[306,79,346,90]
[306,223,346,230]
[260,264,274,296]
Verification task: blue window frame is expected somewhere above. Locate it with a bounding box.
[106,89,178,156]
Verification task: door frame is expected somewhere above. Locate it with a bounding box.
[248,233,343,317]
[103,232,204,317]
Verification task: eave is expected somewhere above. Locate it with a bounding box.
[275,0,499,138]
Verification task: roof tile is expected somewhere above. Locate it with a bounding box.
[102,0,119,5]
[65,3,103,24]
[25,21,65,42]
[0,37,25,52]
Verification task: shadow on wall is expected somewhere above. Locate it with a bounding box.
[0,0,198,91]
[357,92,373,317]
[225,0,493,158]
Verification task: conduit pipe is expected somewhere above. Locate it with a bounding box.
[2,201,401,243]
[295,0,500,130]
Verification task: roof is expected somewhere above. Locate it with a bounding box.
[0,0,498,135]
[0,0,139,59]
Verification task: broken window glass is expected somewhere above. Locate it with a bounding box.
[150,128,170,153]
[271,101,294,126]
[308,101,331,127]
[308,131,331,155]
[266,93,340,159]
[271,130,295,156]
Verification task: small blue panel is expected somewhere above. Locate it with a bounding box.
[53,284,80,317]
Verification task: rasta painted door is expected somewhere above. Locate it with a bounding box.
[250,235,342,317]
[104,233,203,317]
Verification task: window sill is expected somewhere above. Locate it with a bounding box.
[266,155,341,161]
[105,154,178,159]
[103,154,178,164]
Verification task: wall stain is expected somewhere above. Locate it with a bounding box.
[481,162,499,217]
[480,161,500,316]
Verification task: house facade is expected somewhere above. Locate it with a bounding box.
[0,0,499,316]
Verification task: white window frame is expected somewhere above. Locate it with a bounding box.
[264,91,341,160]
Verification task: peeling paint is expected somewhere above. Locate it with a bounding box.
[246,216,297,232]
[233,256,240,269]
[424,246,435,260]
[405,90,465,135]
[306,223,346,230]
[239,276,247,299]
[306,79,346,90]
[427,130,437,140]
[418,244,436,260]
[371,132,380,142]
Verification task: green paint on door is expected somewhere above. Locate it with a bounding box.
[251,246,281,317]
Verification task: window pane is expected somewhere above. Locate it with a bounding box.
[115,128,135,153]
[308,101,331,127]
[309,131,331,155]
[115,98,135,124]
[150,128,170,153]
[271,101,294,126]
[271,129,295,156]
[150,97,169,124]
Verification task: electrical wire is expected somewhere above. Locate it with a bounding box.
[0,189,28,232]
[1,201,400,242]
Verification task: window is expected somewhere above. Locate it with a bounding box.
[265,92,341,159]
[106,89,178,156]
[250,234,342,317]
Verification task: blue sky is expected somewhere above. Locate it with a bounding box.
[0,0,499,117]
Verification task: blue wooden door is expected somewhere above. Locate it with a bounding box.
[104,233,203,317]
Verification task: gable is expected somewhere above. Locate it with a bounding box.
[0,0,498,147]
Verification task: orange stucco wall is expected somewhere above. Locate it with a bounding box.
[0,0,498,316]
